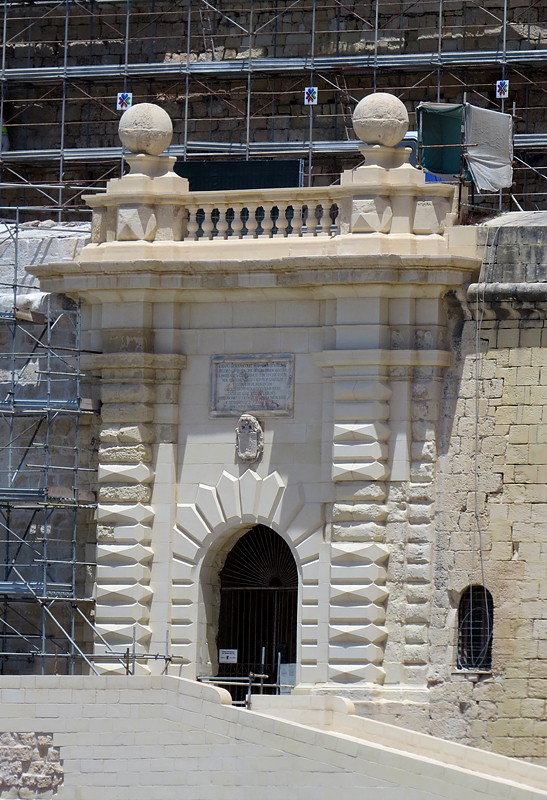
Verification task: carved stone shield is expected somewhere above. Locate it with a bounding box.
[235,414,264,463]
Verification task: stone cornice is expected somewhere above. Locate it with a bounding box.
[32,252,480,278]
[467,282,547,320]
[314,349,452,369]
[468,282,547,302]
[31,251,480,302]
[82,352,187,372]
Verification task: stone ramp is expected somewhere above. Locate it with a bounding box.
[251,694,547,796]
[0,675,544,799]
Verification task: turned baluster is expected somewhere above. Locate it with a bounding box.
[246,204,260,238]
[318,202,333,236]
[301,204,314,236]
[216,205,229,239]
[289,205,303,237]
[261,204,274,238]
[312,204,323,236]
[201,205,215,240]
[331,203,340,235]
[186,206,200,241]
[273,205,287,237]
[231,205,244,239]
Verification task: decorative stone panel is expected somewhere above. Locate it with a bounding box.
[351,196,392,233]
[117,205,157,242]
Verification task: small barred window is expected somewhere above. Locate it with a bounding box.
[457,586,493,670]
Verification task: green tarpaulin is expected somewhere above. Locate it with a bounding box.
[417,103,463,178]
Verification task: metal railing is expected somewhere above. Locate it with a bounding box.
[198,674,295,708]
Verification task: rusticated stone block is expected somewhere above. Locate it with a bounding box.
[329,503,388,522]
[119,424,155,443]
[101,403,155,424]
[407,543,431,564]
[98,444,152,463]
[334,481,387,502]
[403,643,429,664]
[98,484,152,503]
[410,441,437,462]
[404,624,428,644]
[410,461,435,482]
[0,734,63,796]
[331,521,386,541]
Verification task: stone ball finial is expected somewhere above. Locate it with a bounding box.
[118,103,173,156]
[352,93,409,147]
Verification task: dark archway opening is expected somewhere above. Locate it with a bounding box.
[216,525,298,703]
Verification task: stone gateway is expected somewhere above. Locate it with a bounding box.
[22,95,547,769]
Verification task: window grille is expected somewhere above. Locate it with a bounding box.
[457,585,493,670]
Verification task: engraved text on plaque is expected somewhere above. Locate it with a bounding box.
[210,354,294,417]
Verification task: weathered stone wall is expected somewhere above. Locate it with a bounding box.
[431,291,547,764]
[353,219,547,765]
[0,732,63,797]
[4,0,545,69]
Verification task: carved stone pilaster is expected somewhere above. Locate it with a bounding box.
[317,352,391,685]
[86,352,186,673]
[402,367,442,684]
[317,349,451,687]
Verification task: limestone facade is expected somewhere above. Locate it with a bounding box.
[27,103,547,763]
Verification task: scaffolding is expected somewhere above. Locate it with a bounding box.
[0,209,100,673]
[0,213,184,675]
[0,0,546,214]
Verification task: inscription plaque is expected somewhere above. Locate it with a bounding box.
[210,354,294,417]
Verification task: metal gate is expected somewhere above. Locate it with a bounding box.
[215,525,297,703]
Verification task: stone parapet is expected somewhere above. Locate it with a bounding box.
[73,141,465,264]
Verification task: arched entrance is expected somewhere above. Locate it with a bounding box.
[216,525,298,701]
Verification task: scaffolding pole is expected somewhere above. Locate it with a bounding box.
[0,0,546,205]
[0,210,97,676]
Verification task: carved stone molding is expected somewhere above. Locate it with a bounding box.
[171,469,323,679]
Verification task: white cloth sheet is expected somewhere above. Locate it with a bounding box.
[464,104,513,191]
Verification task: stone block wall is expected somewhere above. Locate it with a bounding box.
[430,300,547,764]
[355,222,547,765]
[0,675,544,799]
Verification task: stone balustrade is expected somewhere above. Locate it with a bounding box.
[85,151,458,251]
[184,196,338,240]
